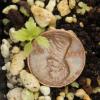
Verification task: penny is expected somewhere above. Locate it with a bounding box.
[27,29,86,87]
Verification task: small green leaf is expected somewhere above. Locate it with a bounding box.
[13,17,44,42]
[14,28,29,41]
[25,17,36,34]
[33,27,44,37]
[25,17,44,38]
[12,17,47,58]
[24,42,33,57]
[35,36,50,48]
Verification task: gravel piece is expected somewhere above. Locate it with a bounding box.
[31,5,56,28]
[20,70,40,92]
[40,86,50,96]
[7,87,22,100]
[56,96,64,100]
[2,5,18,14]
[10,52,25,75]
[57,0,71,16]
[66,92,74,100]
[44,96,51,100]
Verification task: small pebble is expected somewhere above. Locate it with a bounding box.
[73,17,77,23]
[56,96,64,100]
[71,82,79,88]
[65,17,73,23]
[57,0,71,16]
[75,89,91,100]
[40,86,50,96]
[2,5,18,14]
[93,87,100,93]
[38,96,45,100]
[45,96,51,100]
[10,52,25,75]
[1,43,10,58]
[20,70,40,92]
[86,78,91,86]
[31,5,56,28]
[79,22,84,28]
[7,82,14,89]
[27,0,34,6]
[11,46,20,54]
[35,0,45,8]
[69,0,76,9]
[9,27,19,43]
[66,92,74,100]
[7,88,22,100]
[46,0,56,12]
[55,15,62,20]
[6,73,18,84]
[59,92,65,97]
[2,66,7,70]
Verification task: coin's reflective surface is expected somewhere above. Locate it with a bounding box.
[27,29,86,87]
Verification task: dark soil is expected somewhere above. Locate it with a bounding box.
[0,0,100,100]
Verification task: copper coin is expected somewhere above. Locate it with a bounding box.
[27,29,86,87]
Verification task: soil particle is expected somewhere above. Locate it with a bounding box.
[7,9,25,29]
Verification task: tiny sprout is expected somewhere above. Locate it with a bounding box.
[12,17,49,58]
